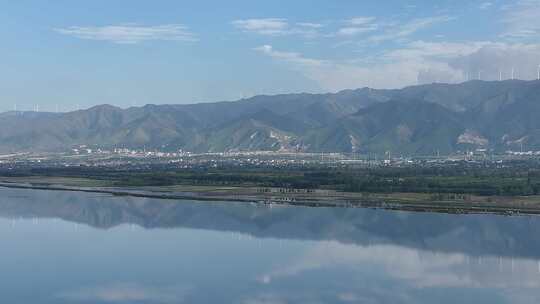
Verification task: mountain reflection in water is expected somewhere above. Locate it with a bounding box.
[1,187,540,304]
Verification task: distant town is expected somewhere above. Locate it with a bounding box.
[1,144,540,172]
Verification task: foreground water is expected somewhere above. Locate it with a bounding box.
[1,188,540,303]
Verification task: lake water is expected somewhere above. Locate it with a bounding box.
[1,187,540,303]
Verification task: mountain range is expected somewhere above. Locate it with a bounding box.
[1,79,540,155]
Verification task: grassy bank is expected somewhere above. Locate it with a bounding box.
[5,161,540,197]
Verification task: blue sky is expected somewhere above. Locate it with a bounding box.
[1,0,540,111]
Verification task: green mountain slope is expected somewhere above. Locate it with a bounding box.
[1,80,540,154]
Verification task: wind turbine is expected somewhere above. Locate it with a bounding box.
[537,64,540,80]
[511,67,515,80]
[499,70,502,81]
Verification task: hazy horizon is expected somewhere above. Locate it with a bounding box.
[2,78,538,114]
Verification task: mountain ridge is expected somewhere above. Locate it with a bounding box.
[1,80,540,154]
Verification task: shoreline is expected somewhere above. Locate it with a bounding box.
[1,181,539,216]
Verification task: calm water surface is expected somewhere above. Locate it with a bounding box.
[1,187,540,303]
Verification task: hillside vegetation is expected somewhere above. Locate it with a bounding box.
[1,80,540,154]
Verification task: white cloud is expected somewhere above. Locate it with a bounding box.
[255,44,416,90]
[337,25,378,36]
[383,41,540,83]
[55,24,197,44]
[254,45,326,67]
[296,22,324,29]
[501,0,540,39]
[369,16,453,42]
[448,43,540,80]
[257,241,540,291]
[335,17,378,36]
[479,2,493,9]
[348,16,376,25]
[232,18,289,36]
[233,15,449,41]
[254,41,540,90]
[245,9,540,90]
[384,40,491,61]
[233,18,322,37]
